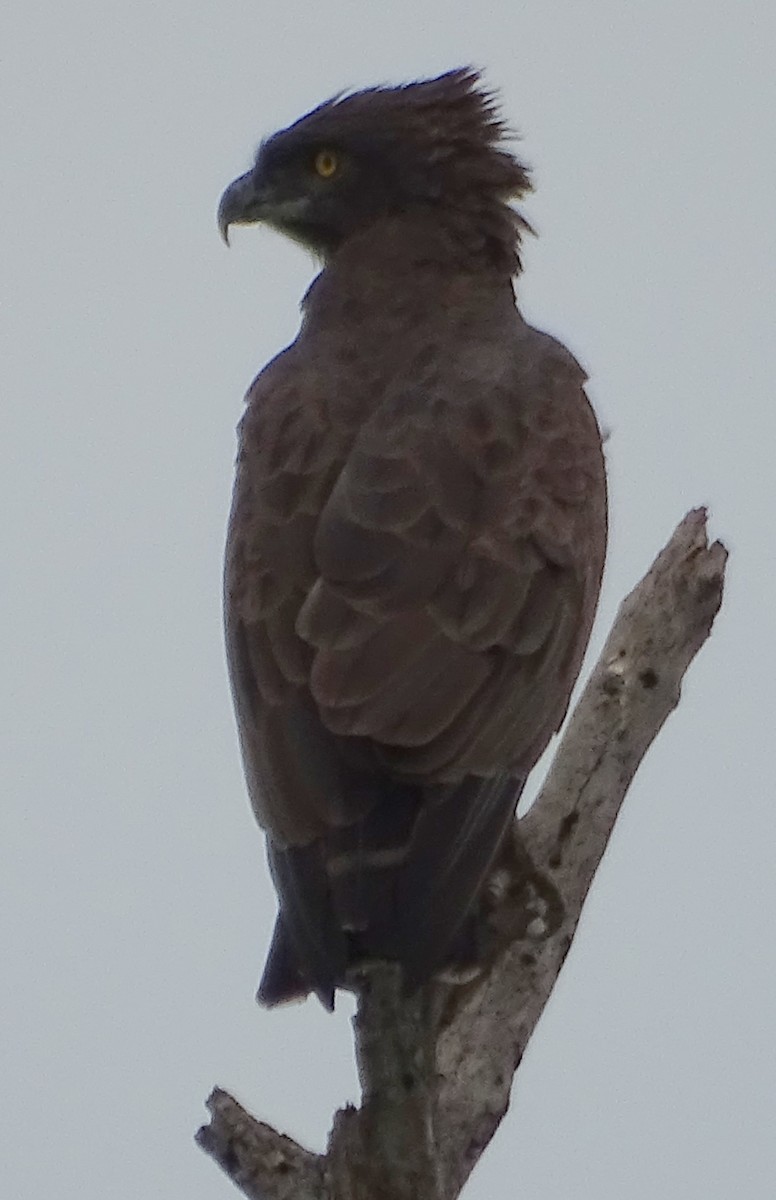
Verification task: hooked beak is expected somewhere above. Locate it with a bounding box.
[217,170,270,246]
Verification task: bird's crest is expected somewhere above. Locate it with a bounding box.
[285,68,531,202]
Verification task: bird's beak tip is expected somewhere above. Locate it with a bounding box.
[217,195,234,246]
[218,170,256,248]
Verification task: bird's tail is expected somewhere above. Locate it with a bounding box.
[258,772,524,1008]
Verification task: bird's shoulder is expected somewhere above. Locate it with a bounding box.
[229,307,606,572]
[332,314,605,558]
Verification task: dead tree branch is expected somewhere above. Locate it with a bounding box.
[198,508,727,1200]
[196,1088,324,1199]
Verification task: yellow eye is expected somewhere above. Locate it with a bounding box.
[314,149,339,178]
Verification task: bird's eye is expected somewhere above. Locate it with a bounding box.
[313,149,339,179]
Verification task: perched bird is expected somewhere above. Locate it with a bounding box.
[218,69,607,1009]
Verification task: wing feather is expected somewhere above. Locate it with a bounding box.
[224,324,607,1002]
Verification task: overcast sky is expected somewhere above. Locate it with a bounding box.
[4,1,775,1197]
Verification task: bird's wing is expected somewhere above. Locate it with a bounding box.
[226,332,605,847]
[300,330,606,782]
[224,350,364,849]
[226,331,606,1004]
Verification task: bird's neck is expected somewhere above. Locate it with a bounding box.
[302,213,518,327]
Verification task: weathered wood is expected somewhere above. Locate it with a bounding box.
[196,1088,325,1200]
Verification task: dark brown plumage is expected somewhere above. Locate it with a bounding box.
[218,69,607,1009]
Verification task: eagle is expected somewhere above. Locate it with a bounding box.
[217,69,607,1009]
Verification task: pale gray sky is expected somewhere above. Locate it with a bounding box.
[4,2,775,1197]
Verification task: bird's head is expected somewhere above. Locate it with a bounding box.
[217,69,532,266]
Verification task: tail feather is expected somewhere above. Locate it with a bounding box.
[393,774,525,989]
[257,773,524,1007]
[258,914,332,1008]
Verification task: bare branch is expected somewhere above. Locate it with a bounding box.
[326,965,443,1199]
[198,509,727,1200]
[196,1088,325,1200]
